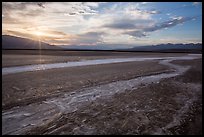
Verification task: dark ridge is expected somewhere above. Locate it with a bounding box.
[2,35,202,53]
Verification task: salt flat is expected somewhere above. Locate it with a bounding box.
[2,51,202,135]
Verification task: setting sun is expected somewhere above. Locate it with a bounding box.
[33,31,43,37]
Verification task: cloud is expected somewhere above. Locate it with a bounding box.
[2,2,45,25]
[125,31,147,38]
[47,2,99,16]
[82,2,99,8]
[4,28,75,45]
[37,2,46,8]
[4,30,34,39]
[102,17,154,30]
[3,2,27,11]
[2,2,45,12]
[103,22,136,29]
[145,16,194,31]
[2,2,161,45]
[102,3,157,20]
[2,2,202,46]
[2,2,99,21]
[124,16,195,38]
[71,31,105,45]
[46,30,67,35]
[136,8,161,14]
[192,2,201,6]
[2,2,101,36]
[101,4,160,33]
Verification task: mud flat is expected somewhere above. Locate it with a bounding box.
[2,50,187,67]
[2,53,202,135]
[2,60,169,110]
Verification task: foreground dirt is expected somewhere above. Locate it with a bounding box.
[24,59,202,135]
[2,52,202,135]
[2,60,170,110]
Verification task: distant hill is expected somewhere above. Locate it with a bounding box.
[60,45,114,50]
[2,35,202,53]
[125,43,202,53]
[2,35,61,50]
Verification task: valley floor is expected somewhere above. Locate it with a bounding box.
[2,51,202,135]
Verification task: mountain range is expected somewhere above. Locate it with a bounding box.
[2,35,61,50]
[2,35,202,53]
[124,43,202,52]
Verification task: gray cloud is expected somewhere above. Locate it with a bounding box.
[37,2,46,8]
[2,2,45,11]
[103,18,153,30]
[74,31,105,45]
[103,22,136,29]
[125,16,195,38]
[68,12,77,15]
[145,17,194,32]
[125,31,147,38]
[102,8,160,30]
[2,2,26,11]
[2,2,45,20]
[80,32,105,37]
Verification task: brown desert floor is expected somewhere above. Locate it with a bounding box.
[2,60,170,110]
[2,50,187,67]
[24,59,202,135]
[2,51,202,135]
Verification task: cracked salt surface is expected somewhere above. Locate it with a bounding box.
[2,54,201,135]
[152,82,201,135]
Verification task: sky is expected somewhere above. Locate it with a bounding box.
[2,2,202,49]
